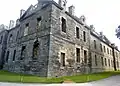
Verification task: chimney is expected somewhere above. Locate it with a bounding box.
[111,43,115,47]
[115,46,118,50]
[38,0,52,3]
[68,5,75,15]
[90,25,95,31]
[9,20,15,29]
[100,32,103,36]
[16,19,20,26]
[20,9,25,17]
[58,0,67,10]
[80,15,86,24]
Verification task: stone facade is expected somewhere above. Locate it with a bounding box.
[0,0,120,77]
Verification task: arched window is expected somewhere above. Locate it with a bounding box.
[33,40,39,60]
[6,51,9,62]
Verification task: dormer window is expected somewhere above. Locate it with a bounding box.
[24,23,29,36]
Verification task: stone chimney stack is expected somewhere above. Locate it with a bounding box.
[80,15,86,24]
[9,20,15,29]
[90,25,95,31]
[100,32,103,36]
[20,9,25,17]
[58,0,67,10]
[68,5,75,15]
[38,0,52,3]
[16,19,20,26]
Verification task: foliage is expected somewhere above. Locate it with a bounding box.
[116,26,120,38]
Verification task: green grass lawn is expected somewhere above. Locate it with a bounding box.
[0,70,120,83]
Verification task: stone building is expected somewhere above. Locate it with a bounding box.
[0,0,120,77]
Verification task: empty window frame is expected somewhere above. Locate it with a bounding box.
[104,46,106,53]
[6,51,9,62]
[76,48,80,62]
[32,40,39,60]
[61,52,65,66]
[37,17,41,27]
[13,50,16,61]
[94,40,96,49]
[84,50,87,63]
[95,55,97,66]
[83,31,86,42]
[24,23,29,36]
[105,58,107,66]
[9,34,13,42]
[107,48,109,54]
[108,59,110,67]
[0,36,3,44]
[20,46,26,60]
[76,27,80,39]
[61,17,66,33]
[100,44,103,52]
[101,57,104,66]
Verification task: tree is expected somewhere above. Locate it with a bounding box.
[116,25,120,39]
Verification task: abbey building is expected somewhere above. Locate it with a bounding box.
[0,0,120,77]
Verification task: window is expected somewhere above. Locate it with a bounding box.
[61,52,65,66]
[76,27,79,39]
[111,60,113,67]
[76,48,80,62]
[9,34,13,42]
[37,17,41,27]
[61,17,66,33]
[94,40,96,49]
[0,36,3,44]
[6,51,9,62]
[107,48,109,54]
[105,58,107,66]
[83,31,86,42]
[100,44,103,52]
[104,46,106,53]
[111,50,112,55]
[13,50,16,61]
[33,40,39,60]
[20,46,26,60]
[95,55,97,66]
[117,61,119,68]
[24,23,29,36]
[16,31,19,41]
[101,57,104,66]
[84,50,87,63]
[108,59,110,67]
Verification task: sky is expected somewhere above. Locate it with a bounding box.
[0,0,120,49]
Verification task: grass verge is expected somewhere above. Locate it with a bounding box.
[0,70,120,83]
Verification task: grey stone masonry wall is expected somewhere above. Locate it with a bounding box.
[3,3,52,77]
[0,30,8,69]
[47,4,91,77]
[0,0,120,78]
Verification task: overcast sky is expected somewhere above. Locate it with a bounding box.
[0,0,120,49]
